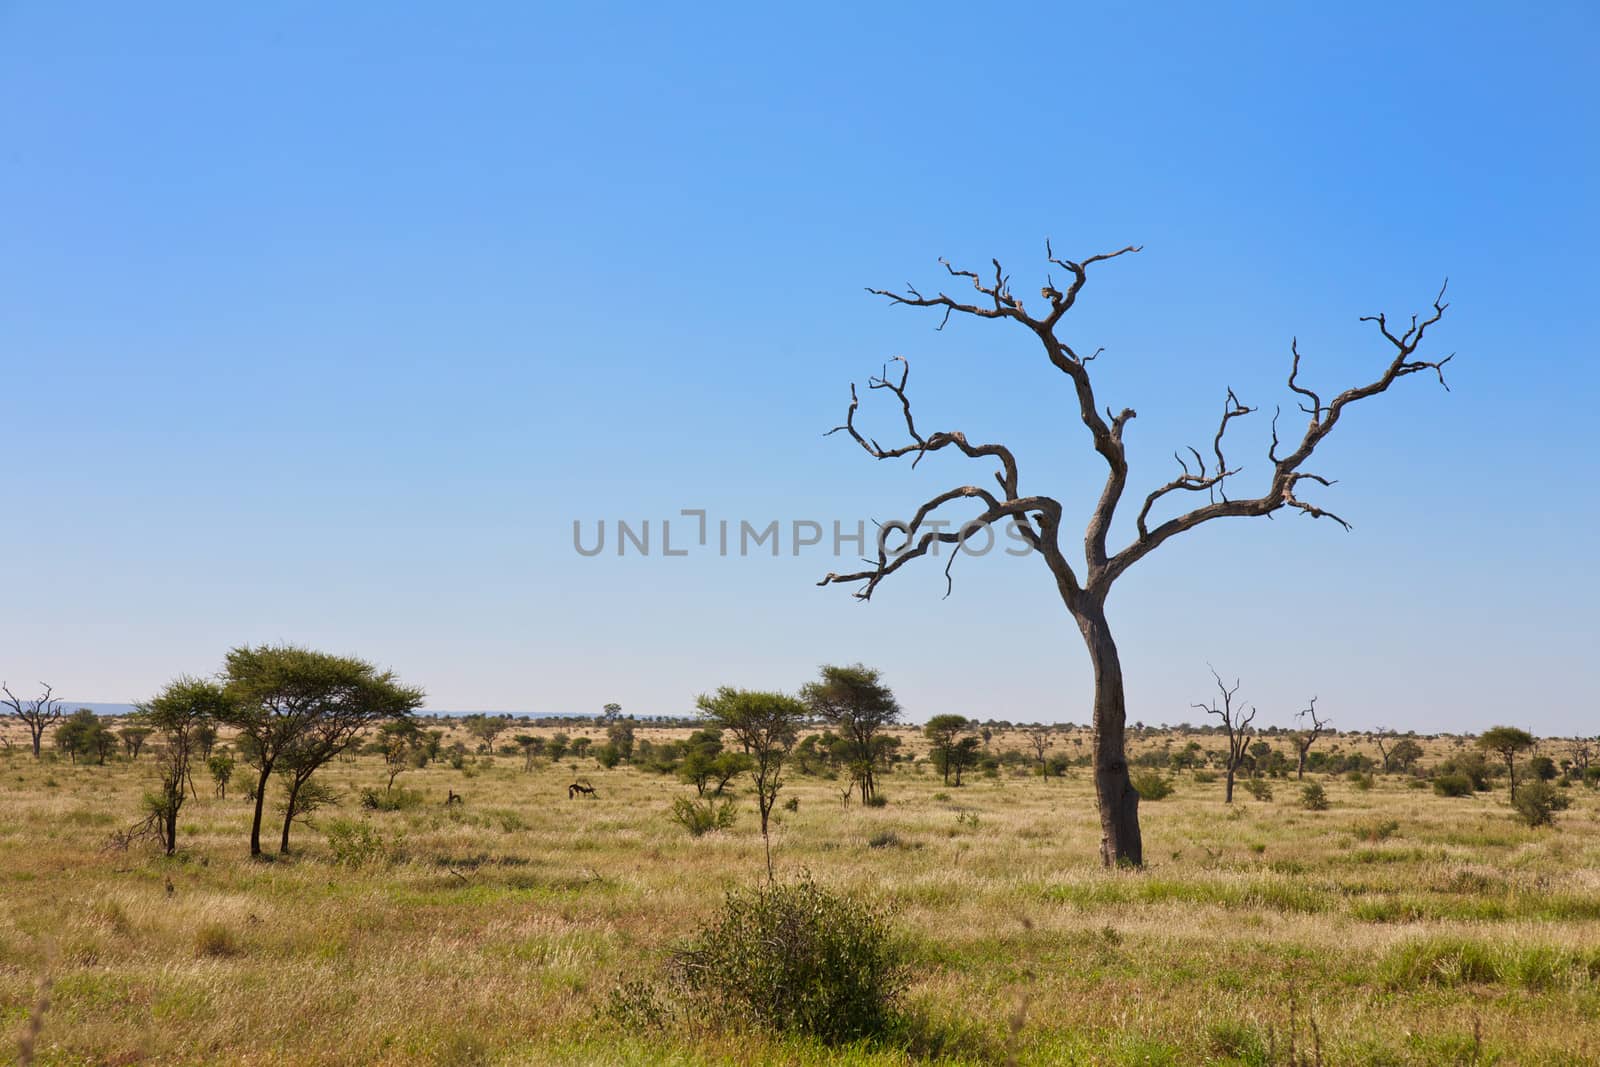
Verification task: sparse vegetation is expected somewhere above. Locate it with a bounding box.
[1,718,1596,1064]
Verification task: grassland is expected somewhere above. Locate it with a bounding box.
[2,724,1598,1065]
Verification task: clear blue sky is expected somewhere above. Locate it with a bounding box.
[3,3,1596,734]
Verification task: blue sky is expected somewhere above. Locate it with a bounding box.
[2,3,1596,733]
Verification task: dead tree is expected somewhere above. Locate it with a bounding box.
[818,243,1453,866]
[1371,728,1394,772]
[1292,697,1331,780]
[2,683,64,758]
[1570,738,1594,780]
[1026,727,1054,779]
[1193,669,1256,803]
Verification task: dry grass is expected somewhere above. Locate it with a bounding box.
[1,728,1597,1065]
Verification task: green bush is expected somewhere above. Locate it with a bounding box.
[1511,780,1570,827]
[324,817,404,866]
[1433,773,1474,797]
[1192,769,1218,784]
[1300,781,1330,811]
[671,796,736,836]
[673,876,907,1043]
[359,786,422,812]
[864,793,888,808]
[1131,772,1174,800]
[1241,778,1273,801]
[1349,772,1376,791]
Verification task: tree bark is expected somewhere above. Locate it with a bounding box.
[1077,608,1142,867]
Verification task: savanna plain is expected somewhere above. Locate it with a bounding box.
[3,723,1599,1066]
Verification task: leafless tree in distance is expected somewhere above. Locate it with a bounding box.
[2,683,64,758]
[1292,697,1331,780]
[818,242,1453,865]
[1193,668,1257,804]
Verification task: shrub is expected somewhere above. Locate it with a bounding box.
[782,796,800,812]
[867,830,901,849]
[1192,770,1218,784]
[1241,778,1273,801]
[1511,780,1570,827]
[1130,772,1174,800]
[671,796,737,837]
[1349,772,1376,791]
[1300,782,1330,811]
[864,793,888,808]
[358,786,422,812]
[195,922,241,958]
[1434,773,1474,797]
[1207,1019,1267,1063]
[673,876,907,1043]
[325,817,403,866]
[1354,818,1400,843]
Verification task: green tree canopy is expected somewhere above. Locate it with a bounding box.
[220,645,424,856]
[801,664,901,804]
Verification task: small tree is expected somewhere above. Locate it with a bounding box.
[698,687,806,880]
[1193,668,1255,804]
[1477,726,1535,802]
[1387,738,1425,773]
[1291,697,1329,780]
[677,728,727,795]
[513,733,545,772]
[55,708,105,764]
[379,718,424,788]
[139,677,231,855]
[3,682,64,758]
[1511,779,1569,827]
[606,717,637,762]
[119,726,152,760]
[1026,726,1054,778]
[923,714,972,786]
[801,665,901,804]
[208,751,235,798]
[463,713,510,753]
[548,732,571,762]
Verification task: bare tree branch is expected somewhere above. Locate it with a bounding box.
[1105,281,1453,585]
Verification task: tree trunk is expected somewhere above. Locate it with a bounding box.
[164,794,179,856]
[280,778,303,854]
[1296,748,1307,780]
[1224,765,1236,803]
[1077,608,1142,867]
[248,763,272,857]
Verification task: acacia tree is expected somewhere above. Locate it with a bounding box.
[924,714,972,786]
[119,726,152,760]
[697,687,805,880]
[800,665,901,804]
[1477,726,1535,801]
[2,682,64,758]
[139,677,231,855]
[379,718,424,788]
[1193,669,1256,804]
[819,245,1453,866]
[1291,697,1330,780]
[221,645,424,857]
